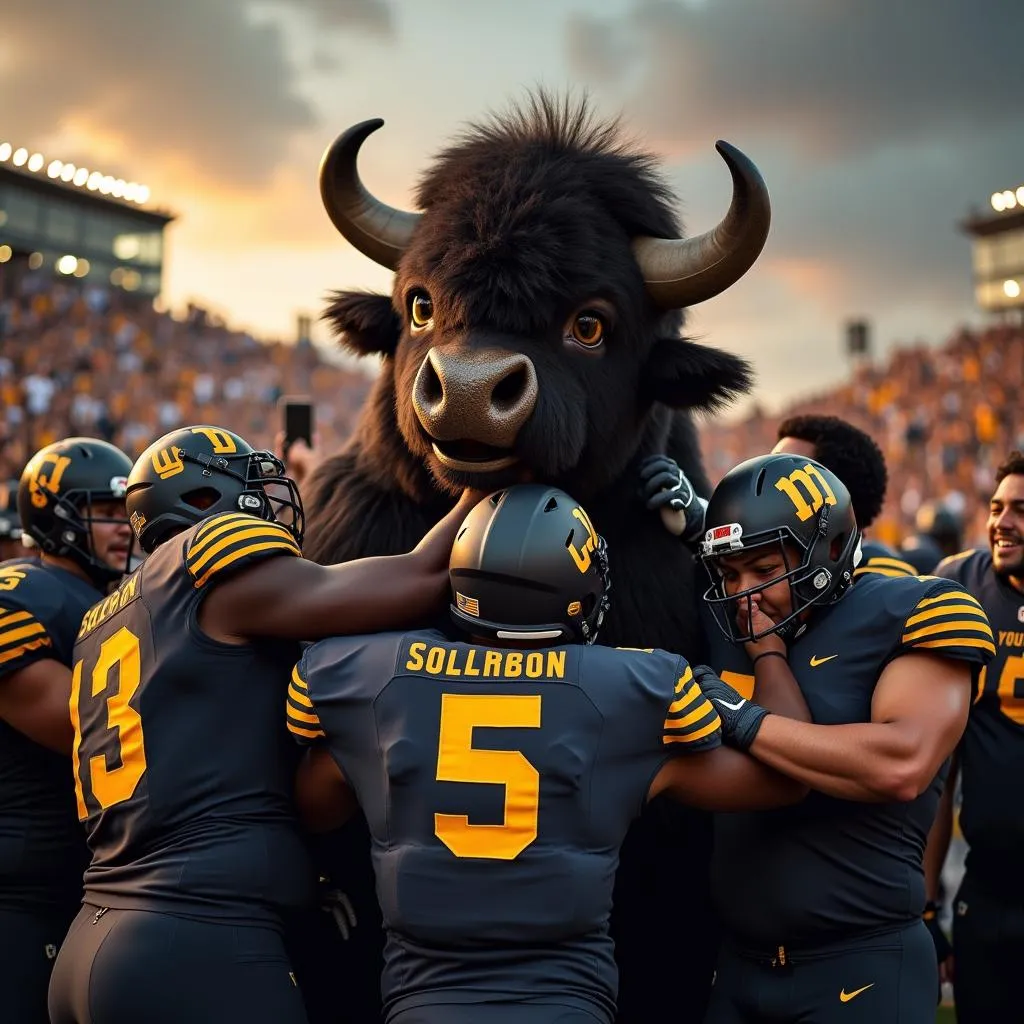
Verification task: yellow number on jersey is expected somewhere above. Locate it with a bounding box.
[434,693,541,860]
[0,569,26,592]
[70,626,148,819]
[982,655,1024,726]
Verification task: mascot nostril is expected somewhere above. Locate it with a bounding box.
[412,348,538,470]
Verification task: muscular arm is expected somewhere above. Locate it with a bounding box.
[0,659,74,755]
[648,745,807,810]
[751,654,812,722]
[204,490,482,642]
[748,652,971,802]
[294,745,358,833]
[924,751,959,902]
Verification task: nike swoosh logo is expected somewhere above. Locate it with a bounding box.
[810,654,838,667]
[839,984,874,1003]
[714,698,747,711]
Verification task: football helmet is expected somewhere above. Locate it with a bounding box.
[700,453,860,642]
[17,437,133,585]
[449,484,611,644]
[126,425,304,554]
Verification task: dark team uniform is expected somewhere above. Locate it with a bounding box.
[48,512,316,1024]
[0,559,100,1024]
[703,573,994,1024]
[852,538,917,580]
[287,629,722,1024]
[935,548,1024,1022]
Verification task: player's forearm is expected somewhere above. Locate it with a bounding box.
[749,715,930,803]
[411,490,484,566]
[751,656,811,723]
[923,761,957,901]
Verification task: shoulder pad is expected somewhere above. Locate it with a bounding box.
[185,512,300,590]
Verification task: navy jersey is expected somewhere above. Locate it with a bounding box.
[288,630,721,1022]
[853,538,917,581]
[937,549,1024,879]
[71,512,315,924]
[706,573,993,951]
[0,560,100,912]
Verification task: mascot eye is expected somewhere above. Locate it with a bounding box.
[571,312,604,348]
[409,292,434,330]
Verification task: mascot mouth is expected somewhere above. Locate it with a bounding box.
[430,439,519,473]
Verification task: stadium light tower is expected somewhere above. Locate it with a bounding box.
[962,182,1024,319]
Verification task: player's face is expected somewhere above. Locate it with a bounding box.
[716,542,799,629]
[771,436,817,459]
[89,499,134,572]
[989,474,1024,577]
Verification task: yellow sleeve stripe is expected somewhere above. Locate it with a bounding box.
[0,620,49,650]
[0,610,33,631]
[0,637,52,664]
[904,604,992,629]
[665,699,718,730]
[188,522,298,574]
[288,682,313,709]
[865,556,917,573]
[287,719,326,740]
[911,636,997,656]
[674,666,693,693]
[287,703,322,725]
[854,565,914,578]
[668,682,701,713]
[192,539,300,590]
[914,590,979,609]
[193,512,266,545]
[663,711,721,745]
[902,618,994,645]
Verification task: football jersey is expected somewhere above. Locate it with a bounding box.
[937,549,1024,883]
[0,559,100,913]
[288,629,722,1023]
[706,573,994,951]
[72,512,315,924]
[853,538,917,580]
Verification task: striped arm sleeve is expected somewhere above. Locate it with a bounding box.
[0,605,53,677]
[286,663,326,744]
[186,512,301,590]
[854,555,918,579]
[662,664,722,751]
[899,585,995,665]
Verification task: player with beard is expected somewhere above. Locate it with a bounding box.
[924,450,1024,1022]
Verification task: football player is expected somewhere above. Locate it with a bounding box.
[287,484,809,1024]
[694,453,993,1024]
[47,425,482,1024]
[0,438,133,1024]
[923,450,1024,1022]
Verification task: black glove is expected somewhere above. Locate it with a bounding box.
[692,664,770,752]
[923,900,952,964]
[638,455,708,543]
[319,876,358,941]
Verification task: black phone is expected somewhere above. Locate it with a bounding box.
[280,396,314,454]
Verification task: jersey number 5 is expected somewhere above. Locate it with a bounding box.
[982,654,1024,726]
[70,626,148,820]
[434,693,541,861]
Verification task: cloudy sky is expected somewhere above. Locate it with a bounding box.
[3,0,1021,411]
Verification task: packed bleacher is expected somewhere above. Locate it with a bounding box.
[701,321,1024,550]
[0,278,371,485]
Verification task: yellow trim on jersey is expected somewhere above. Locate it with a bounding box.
[0,608,50,664]
[914,590,978,608]
[674,665,693,693]
[664,700,718,731]
[663,712,721,745]
[188,522,297,574]
[854,556,917,578]
[902,618,994,645]
[668,681,702,713]
[186,513,301,587]
[903,604,993,629]
[912,636,997,655]
[286,665,325,740]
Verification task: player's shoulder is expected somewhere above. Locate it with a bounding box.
[853,538,918,580]
[933,548,988,585]
[300,628,432,694]
[579,643,683,704]
[843,570,971,621]
[0,560,97,620]
[182,511,301,590]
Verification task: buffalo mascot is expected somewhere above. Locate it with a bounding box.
[297,92,771,1024]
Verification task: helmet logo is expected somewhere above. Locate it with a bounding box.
[774,463,837,523]
[701,522,743,556]
[129,510,147,537]
[567,600,582,617]
[191,427,237,454]
[813,570,830,590]
[567,506,600,574]
[238,494,262,511]
[109,475,128,498]
[151,446,185,480]
[28,453,72,508]
[456,592,480,617]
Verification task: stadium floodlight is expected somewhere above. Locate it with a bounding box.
[1003,190,1018,209]
[0,143,11,162]
[12,148,27,167]
[87,171,102,191]
[27,152,44,172]
[56,254,78,275]
[73,167,89,186]
[73,258,90,278]
[60,163,76,182]
[0,245,11,264]
[992,192,1005,211]
[1005,280,1022,299]
[136,185,151,204]
[47,159,62,178]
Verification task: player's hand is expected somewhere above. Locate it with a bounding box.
[740,597,788,662]
[320,883,358,941]
[923,901,954,983]
[692,664,770,752]
[637,455,707,543]
[275,431,322,491]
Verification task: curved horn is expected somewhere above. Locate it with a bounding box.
[318,118,422,271]
[632,141,771,309]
